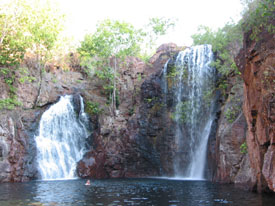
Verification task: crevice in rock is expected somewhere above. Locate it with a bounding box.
[33,64,43,109]
[0,146,3,159]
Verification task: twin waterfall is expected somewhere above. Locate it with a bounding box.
[34,45,216,181]
[163,45,216,180]
[35,95,89,180]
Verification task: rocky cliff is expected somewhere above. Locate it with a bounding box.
[0,35,274,194]
[0,63,99,182]
[235,29,275,192]
[77,43,181,178]
[212,75,255,189]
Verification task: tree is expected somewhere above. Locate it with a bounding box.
[191,0,274,77]
[240,0,275,40]
[0,0,32,66]
[191,23,242,76]
[26,0,64,107]
[0,0,64,67]
[78,18,176,115]
[0,0,64,109]
[78,19,144,115]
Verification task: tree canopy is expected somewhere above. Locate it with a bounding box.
[0,0,64,67]
[77,18,175,114]
[191,0,274,77]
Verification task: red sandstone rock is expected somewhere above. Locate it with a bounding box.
[214,77,254,187]
[236,28,275,192]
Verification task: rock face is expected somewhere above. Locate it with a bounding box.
[77,43,181,178]
[213,76,255,188]
[236,28,275,192]
[0,65,97,182]
[0,109,40,182]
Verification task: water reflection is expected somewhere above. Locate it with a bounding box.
[0,179,275,206]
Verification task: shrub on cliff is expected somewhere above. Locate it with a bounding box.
[241,0,275,40]
[191,23,242,76]
[191,0,274,96]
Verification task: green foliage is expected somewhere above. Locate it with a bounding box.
[78,18,176,113]
[224,101,242,123]
[191,0,274,81]
[170,101,192,123]
[137,73,142,82]
[128,107,135,116]
[240,142,248,154]
[0,67,22,110]
[78,19,144,112]
[85,101,103,116]
[145,97,158,103]
[18,67,36,83]
[225,108,238,123]
[166,65,179,78]
[0,97,22,110]
[0,0,31,66]
[143,17,176,52]
[241,0,275,40]
[0,0,64,67]
[52,78,57,83]
[148,17,176,36]
[27,0,64,51]
[203,88,215,106]
[191,23,243,76]
[78,19,143,63]
[78,17,176,75]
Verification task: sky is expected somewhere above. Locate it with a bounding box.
[58,0,243,47]
[0,0,243,47]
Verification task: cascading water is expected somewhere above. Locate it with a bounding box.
[163,45,216,180]
[35,95,90,180]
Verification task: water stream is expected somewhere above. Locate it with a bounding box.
[35,95,90,180]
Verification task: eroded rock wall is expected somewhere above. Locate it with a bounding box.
[0,110,40,182]
[77,43,181,178]
[213,76,255,189]
[236,29,275,192]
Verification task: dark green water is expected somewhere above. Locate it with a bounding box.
[0,178,274,206]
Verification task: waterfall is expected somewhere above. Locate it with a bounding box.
[35,95,90,180]
[164,45,216,180]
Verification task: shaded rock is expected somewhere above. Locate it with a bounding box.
[77,44,182,178]
[213,77,254,186]
[0,109,41,182]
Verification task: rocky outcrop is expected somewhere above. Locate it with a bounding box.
[236,28,275,192]
[0,64,97,182]
[76,43,181,178]
[0,109,40,182]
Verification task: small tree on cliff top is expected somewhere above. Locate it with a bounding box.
[78,19,144,115]
[78,18,175,116]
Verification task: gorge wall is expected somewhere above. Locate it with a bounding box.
[236,29,275,192]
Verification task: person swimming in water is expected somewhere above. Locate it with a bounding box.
[85,180,90,185]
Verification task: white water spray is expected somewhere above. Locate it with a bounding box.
[164,45,216,180]
[35,95,89,180]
